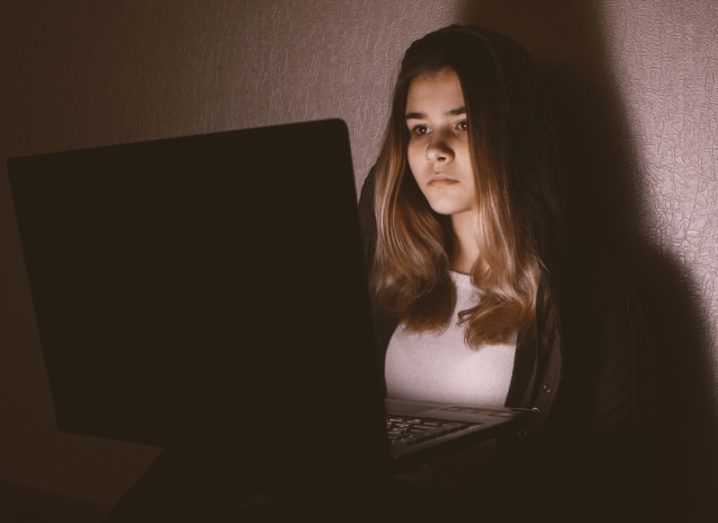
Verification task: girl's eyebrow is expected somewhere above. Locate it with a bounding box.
[405,107,466,120]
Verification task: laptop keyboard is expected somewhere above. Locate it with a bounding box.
[386,415,472,446]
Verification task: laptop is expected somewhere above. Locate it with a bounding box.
[7,119,531,518]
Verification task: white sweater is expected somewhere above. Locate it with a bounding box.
[385,271,517,408]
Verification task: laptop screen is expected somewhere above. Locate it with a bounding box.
[7,121,388,477]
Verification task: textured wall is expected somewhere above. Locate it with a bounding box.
[1,0,716,508]
[602,0,718,361]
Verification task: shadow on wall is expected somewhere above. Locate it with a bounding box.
[458,1,716,521]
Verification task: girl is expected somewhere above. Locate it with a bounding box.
[359,24,643,519]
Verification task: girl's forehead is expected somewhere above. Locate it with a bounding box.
[406,68,465,109]
[411,66,458,85]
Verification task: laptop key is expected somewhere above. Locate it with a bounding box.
[386,415,473,445]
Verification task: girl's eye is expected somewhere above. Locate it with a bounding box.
[457,120,468,131]
[411,124,429,137]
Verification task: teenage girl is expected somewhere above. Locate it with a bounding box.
[359,24,644,520]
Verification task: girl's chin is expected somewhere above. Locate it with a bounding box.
[427,202,473,216]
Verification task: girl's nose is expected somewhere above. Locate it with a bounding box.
[425,138,454,164]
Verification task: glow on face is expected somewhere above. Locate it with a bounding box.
[405,67,476,218]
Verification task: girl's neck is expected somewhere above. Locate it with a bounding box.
[450,210,480,274]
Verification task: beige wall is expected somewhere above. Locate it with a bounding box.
[1,0,716,507]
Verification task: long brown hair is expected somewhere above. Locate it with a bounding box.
[371,25,561,346]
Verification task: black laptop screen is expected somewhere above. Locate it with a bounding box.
[7,120,386,468]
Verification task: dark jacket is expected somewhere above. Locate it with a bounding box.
[358,166,647,517]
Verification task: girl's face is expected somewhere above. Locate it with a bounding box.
[405,67,477,218]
